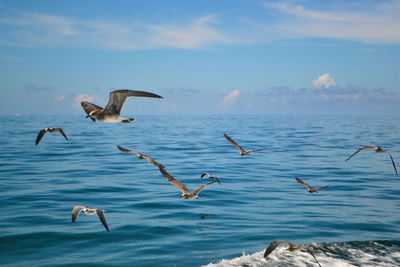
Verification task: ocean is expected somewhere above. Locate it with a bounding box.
[1,114,399,266]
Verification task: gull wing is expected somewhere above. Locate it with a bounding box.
[96,209,110,232]
[191,180,217,196]
[158,167,190,195]
[387,152,399,177]
[295,176,313,190]
[200,173,221,184]
[81,101,103,122]
[117,145,165,168]
[264,240,297,258]
[56,128,69,141]
[35,129,47,145]
[345,146,376,161]
[315,185,329,191]
[246,148,267,154]
[224,133,245,153]
[71,206,86,222]
[104,89,163,114]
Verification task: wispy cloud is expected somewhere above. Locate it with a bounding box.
[313,73,336,88]
[73,93,102,107]
[53,94,65,102]
[0,6,232,49]
[25,83,56,92]
[222,89,240,104]
[262,0,400,44]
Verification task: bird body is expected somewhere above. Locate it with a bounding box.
[81,89,162,123]
[35,127,68,145]
[71,205,109,232]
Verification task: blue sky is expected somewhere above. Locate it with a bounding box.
[0,0,399,115]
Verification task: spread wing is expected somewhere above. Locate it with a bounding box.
[71,206,86,222]
[264,240,295,258]
[117,145,165,168]
[81,101,103,121]
[224,133,245,153]
[345,146,376,161]
[295,176,313,190]
[55,128,69,141]
[246,148,267,154]
[96,209,110,232]
[200,173,221,184]
[387,152,399,177]
[158,167,190,194]
[104,89,163,114]
[191,180,217,196]
[315,185,329,191]
[35,129,47,145]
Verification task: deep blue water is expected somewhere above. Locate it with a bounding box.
[1,114,399,266]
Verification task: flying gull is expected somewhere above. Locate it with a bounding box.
[158,167,219,199]
[295,176,329,193]
[71,205,109,232]
[345,146,398,177]
[35,127,68,145]
[264,240,321,267]
[224,133,266,156]
[81,89,163,123]
[117,145,165,168]
[201,172,221,184]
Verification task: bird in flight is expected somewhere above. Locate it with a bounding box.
[295,176,329,193]
[35,127,69,145]
[117,145,165,168]
[345,146,398,177]
[201,172,221,184]
[158,167,219,199]
[264,239,321,267]
[71,206,110,232]
[224,133,266,156]
[81,89,162,123]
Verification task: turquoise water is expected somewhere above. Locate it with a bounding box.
[0,115,399,266]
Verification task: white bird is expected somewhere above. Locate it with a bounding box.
[71,206,109,232]
[81,89,162,123]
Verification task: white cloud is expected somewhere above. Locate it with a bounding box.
[0,6,232,50]
[222,89,240,104]
[313,73,336,88]
[53,94,65,102]
[73,93,102,107]
[261,1,400,44]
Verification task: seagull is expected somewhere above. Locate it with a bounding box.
[71,206,109,232]
[264,240,321,267]
[81,89,163,123]
[201,172,221,184]
[35,127,68,145]
[295,176,329,193]
[224,133,266,156]
[158,167,219,199]
[345,146,398,177]
[117,145,165,168]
